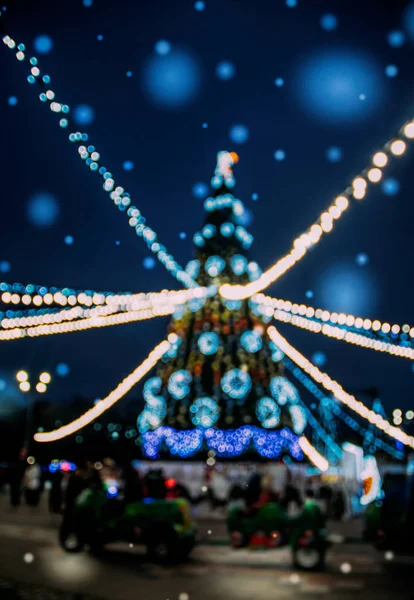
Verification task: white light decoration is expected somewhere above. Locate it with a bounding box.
[298,436,329,472]
[36,382,47,393]
[256,396,281,428]
[268,326,414,449]
[39,372,51,384]
[230,254,248,275]
[197,332,220,355]
[289,404,307,434]
[16,370,28,382]
[390,140,406,156]
[35,338,171,442]
[19,381,30,392]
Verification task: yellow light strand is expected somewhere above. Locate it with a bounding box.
[0,304,174,341]
[298,436,330,472]
[1,304,120,329]
[273,309,414,361]
[220,118,414,300]
[267,326,414,449]
[34,338,171,442]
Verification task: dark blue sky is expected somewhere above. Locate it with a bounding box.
[0,0,413,419]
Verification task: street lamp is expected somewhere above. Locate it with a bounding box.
[15,370,52,455]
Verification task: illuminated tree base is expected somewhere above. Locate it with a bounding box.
[142,425,302,460]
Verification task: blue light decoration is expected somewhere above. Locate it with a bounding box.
[193,232,205,247]
[385,64,398,78]
[289,404,307,434]
[192,182,209,199]
[247,262,262,281]
[197,332,220,355]
[387,30,406,48]
[188,296,206,312]
[230,254,247,276]
[269,341,284,362]
[235,207,253,227]
[306,290,314,299]
[106,485,119,499]
[403,2,414,42]
[241,330,263,353]
[224,299,242,311]
[142,425,303,459]
[123,160,134,171]
[256,397,281,428]
[194,1,205,11]
[8,96,18,106]
[382,177,400,196]
[141,48,201,109]
[325,146,343,163]
[33,35,53,54]
[274,78,284,87]
[274,149,286,161]
[64,235,74,245]
[185,259,200,278]
[320,13,338,31]
[179,232,186,239]
[190,397,220,427]
[317,263,377,314]
[220,222,235,237]
[168,370,192,400]
[56,363,70,377]
[294,50,384,124]
[0,261,10,273]
[26,192,60,229]
[311,351,327,367]
[235,226,253,249]
[205,255,225,277]
[143,257,156,270]
[202,224,216,239]
[155,40,171,56]
[73,104,95,126]
[252,193,259,201]
[215,60,235,81]
[221,368,252,401]
[229,124,249,144]
[270,376,300,405]
[97,35,103,41]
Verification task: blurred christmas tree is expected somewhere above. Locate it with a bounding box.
[139,152,307,458]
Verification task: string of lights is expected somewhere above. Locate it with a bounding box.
[294,394,343,461]
[273,308,414,361]
[1,33,196,290]
[34,337,173,442]
[283,357,404,460]
[258,294,414,342]
[0,304,174,341]
[0,282,121,308]
[1,304,121,330]
[298,436,330,472]
[220,119,414,300]
[267,326,414,449]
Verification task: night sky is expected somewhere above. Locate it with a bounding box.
[1,0,414,426]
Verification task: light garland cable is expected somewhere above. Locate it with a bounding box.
[268,326,414,449]
[0,304,174,341]
[259,294,414,343]
[220,120,414,300]
[298,436,330,472]
[283,357,404,460]
[1,34,196,290]
[273,308,414,361]
[34,337,172,442]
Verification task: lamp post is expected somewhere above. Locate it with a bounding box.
[16,370,51,456]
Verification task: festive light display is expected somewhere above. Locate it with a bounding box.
[360,455,382,505]
[268,326,414,449]
[3,26,412,463]
[35,338,171,442]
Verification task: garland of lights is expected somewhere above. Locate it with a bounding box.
[282,357,404,460]
[1,34,196,290]
[268,326,414,449]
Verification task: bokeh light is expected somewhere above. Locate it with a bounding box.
[143,257,156,270]
[274,149,286,161]
[26,192,60,229]
[73,104,95,126]
[294,50,383,123]
[0,260,11,273]
[123,160,134,171]
[317,263,377,314]
[382,177,400,196]
[192,182,208,199]
[64,235,74,245]
[403,2,414,42]
[8,96,17,106]
[142,48,202,109]
[56,363,70,377]
[320,14,338,31]
[229,124,249,144]
[252,193,259,201]
[274,77,284,87]
[215,61,235,80]
[385,64,398,78]
[306,290,313,299]
[194,1,205,11]
[179,232,187,239]
[33,35,53,54]
[155,40,171,56]
[312,351,327,367]
[355,252,369,267]
[325,146,343,163]
[387,30,406,47]
[235,208,253,227]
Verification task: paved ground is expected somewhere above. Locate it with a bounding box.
[0,497,410,600]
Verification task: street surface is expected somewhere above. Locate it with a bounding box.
[0,496,410,600]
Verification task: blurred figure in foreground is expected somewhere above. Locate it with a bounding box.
[23,457,42,507]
